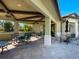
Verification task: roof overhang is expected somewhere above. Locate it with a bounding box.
[0,0,61,23]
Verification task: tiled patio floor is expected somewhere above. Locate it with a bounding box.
[0,38,79,59]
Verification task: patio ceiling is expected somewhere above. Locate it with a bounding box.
[0,0,44,21]
[26,0,61,23]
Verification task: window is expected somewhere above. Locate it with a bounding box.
[0,20,14,32]
[0,20,33,33]
[19,21,32,32]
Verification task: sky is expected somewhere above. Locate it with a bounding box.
[57,0,79,16]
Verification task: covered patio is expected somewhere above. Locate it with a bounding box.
[0,0,61,46]
[0,0,79,59]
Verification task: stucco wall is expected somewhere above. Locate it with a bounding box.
[62,18,79,37]
[0,33,13,40]
[32,23,44,33]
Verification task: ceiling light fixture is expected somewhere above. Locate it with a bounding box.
[17,4,22,7]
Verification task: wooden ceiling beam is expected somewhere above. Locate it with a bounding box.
[0,0,44,21]
[0,0,17,20]
[0,9,43,15]
[33,17,45,24]
[16,19,44,22]
[16,16,45,22]
[34,17,45,22]
[17,15,44,20]
[0,9,4,12]
[9,10,43,15]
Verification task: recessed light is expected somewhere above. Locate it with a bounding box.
[17,4,22,7]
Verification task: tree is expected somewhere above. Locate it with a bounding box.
[4,21,13,32]
[24,25,32,32]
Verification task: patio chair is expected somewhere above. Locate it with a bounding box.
[11,33,19,45]
[12,32,32,44]
[18,32,37,43]
[61,34,71,44]
[64,34,78,45]
[64,36,71,44]
[0,40,11,54]
[71,36,79,45]
[23,32,32,43]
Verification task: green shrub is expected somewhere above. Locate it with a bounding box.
[4,21,14,32]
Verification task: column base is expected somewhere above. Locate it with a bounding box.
[55,32,61,41]
[44,35,51,46]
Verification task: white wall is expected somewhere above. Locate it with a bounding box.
[32,22,44,33]
[62,18,79,37]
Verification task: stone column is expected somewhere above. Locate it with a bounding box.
[55,22,61,41]
[14,21,19,33]
[44,17,51,46]
[75,22,78,37]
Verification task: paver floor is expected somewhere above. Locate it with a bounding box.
[0,38,79,59]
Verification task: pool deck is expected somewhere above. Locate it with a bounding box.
[0,38,79,59]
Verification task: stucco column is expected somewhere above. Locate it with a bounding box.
[14,21,19,33]
[55,22,61,40]
[75,22,78,37]
[44,17,51,46]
